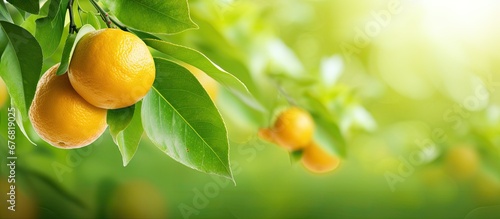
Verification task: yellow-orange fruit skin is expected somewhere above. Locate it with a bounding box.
[29,64,107,148]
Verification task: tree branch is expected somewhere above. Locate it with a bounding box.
[89,0,129,31]
[89,0,112,28]
[68,0,78,34]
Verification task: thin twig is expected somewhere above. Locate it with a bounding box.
[108,15,128,31]
[272,79,297,106]
[68,0,78,33]
[89,0,112,28]
[88,0,129,31]
[77,5,83,25]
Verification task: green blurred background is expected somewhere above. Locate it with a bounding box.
[2,0,500,218]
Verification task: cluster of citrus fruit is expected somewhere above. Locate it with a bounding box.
[259,107,341,174]
[29,28,155,149]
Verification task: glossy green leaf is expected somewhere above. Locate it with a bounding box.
[84,12,101,29]
[6,0,39,14]
[0,1,13,22]
[142,58,233,180]
[35,0,69,57]
[108,103,143,166]
[130,28,160,40]
[144,39,263,111]
[20,0,52,34]
[108,105,135,136]
[100,0,197,34]
[20,15,38,35]
[313,115,347,158]
[56,24,95,75]
[0,21,42,143]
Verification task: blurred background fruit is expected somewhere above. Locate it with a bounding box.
[106,181,167,219]
[0,180,38,219]
[0,77,7,109]
[263,107,315,151]
[184,64,219,100]
[445,145,480,181]
[472,171,500,205]
[301,142,341,174]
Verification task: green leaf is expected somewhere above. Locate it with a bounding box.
[0,21,42,143]
[56,24,95,75]
[6,0,39,14]
[19,0,52,34]
[84,12,101,29]
[313,115,347,158]
[129,28,160,40]
[20,15,38,35]
[144,39,263,111]
[289,150,303,164]
[0,1,13,22]
[142,58,233,180]
[35,0,69,57]
[100,0,197,34]
[108,103,143,166]
[108,105,135,136]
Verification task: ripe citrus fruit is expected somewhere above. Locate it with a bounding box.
[108,181,167,219]
[0,77,7,108]
[445,145,479,180]
[270,107,315,151]
[184,64,218,100]
[69,28,155,109]
[301,142,340,174]
[258,128,276,143]
[29,64,107,148]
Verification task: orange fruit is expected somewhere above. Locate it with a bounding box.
[108,181,167,219]
[301,142,340,174]
[29,64,107,148]
[0,77,7,108]
[69,28,155,109]
[270,107,314,151]
[445,145,479,181]
[184,64,218,100]
[258,128,276,143]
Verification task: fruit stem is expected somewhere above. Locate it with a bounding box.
[89,0,112,28]
[108,15,129,31]
[89,0,129,31]
[68,0,78,34]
